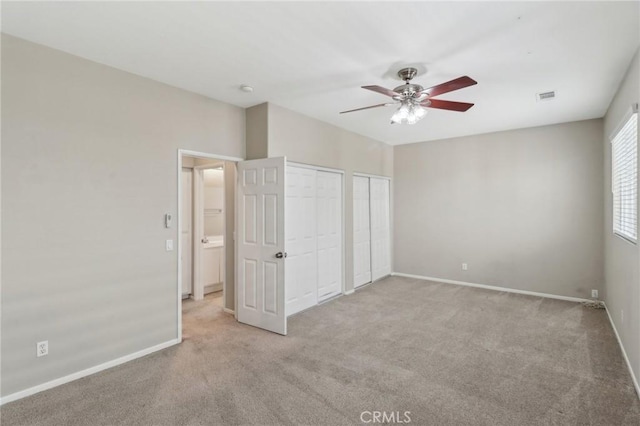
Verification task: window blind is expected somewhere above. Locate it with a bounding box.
[612,111,638,242]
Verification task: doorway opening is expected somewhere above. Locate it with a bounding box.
[178,154,346,338]
[178,150,239,341]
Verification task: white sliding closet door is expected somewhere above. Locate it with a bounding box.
[316,171,342,301]
[353,176,371,288]
[285,167,318,316]
[370,177,391,281]
[286,166,343,315]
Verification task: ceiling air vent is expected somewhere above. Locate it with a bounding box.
[536,90,556,102]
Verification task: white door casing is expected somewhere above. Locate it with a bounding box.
[353,176,372,287]
[236,157,287,335]
[316,171,342,300]
[285,167,318,316]
[181,168,193,297]
[192,168,206,301]
[370,177,391,281]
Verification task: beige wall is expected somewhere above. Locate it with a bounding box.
[604,48,639,389]
[394,119,605,299]
[258,103,393,292]
[245,103,269,160]
[267,103,394,176]
[1,35,245,397]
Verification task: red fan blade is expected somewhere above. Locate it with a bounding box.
[362,85,399,98]
[422,99,474,112]
[422,76,477,98]
[340,103,394,114]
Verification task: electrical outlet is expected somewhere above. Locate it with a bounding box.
[591,289,598,299]
[36,341,48,357]
[462,263,468,271]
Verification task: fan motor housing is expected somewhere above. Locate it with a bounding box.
[393,83,424,98]
[394,68,423,98]
[397,67,418,81]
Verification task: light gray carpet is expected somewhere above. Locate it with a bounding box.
[2,276,639,425]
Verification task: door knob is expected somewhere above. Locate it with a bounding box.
[275,252,288,259]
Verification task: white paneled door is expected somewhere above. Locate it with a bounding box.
[237,157,287,335]
[370,177,391,281]
[285,166,318,316]
[353,176,371,288]
[316,171,342,301]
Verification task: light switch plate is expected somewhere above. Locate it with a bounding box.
[166,239,174,251]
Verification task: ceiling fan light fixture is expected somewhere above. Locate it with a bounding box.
[390,106,405,124]
[342,72,476,120]
[414,105,427,119]
[391,100,427,125]
[398,102,410,117]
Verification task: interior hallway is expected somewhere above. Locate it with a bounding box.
[182,291,225,342]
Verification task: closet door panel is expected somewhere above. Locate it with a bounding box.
[370,177,391,281]
[316,171,342,301]
[353,176,372,287]
[285,167,318,315]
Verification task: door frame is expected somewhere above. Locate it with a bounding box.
[289,162,346,297]
[177,149,243,343]
[180,167,194,298]
[192,163,225,301]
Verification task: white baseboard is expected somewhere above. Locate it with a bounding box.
[319,292,342,304]
[204,283,223,294]
[344,289,355,295]
[0,338,180,405]
[391,272,592,303]
[223,308,235,315]
[603,302,640,399]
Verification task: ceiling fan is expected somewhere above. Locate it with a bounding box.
[340,68,477,125]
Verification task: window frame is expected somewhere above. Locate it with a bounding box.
[610,104,639,245]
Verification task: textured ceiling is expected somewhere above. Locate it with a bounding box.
[2,1,639,145]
